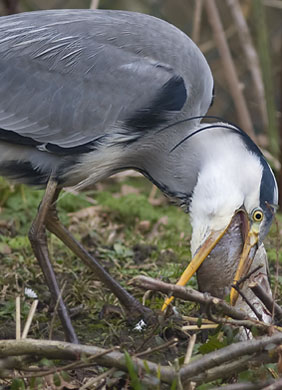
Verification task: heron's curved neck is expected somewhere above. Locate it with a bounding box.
[129,126,201,206]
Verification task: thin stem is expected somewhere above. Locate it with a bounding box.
[204,0,256,140]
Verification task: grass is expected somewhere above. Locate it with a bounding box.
[0,176,193,337]
[0,175,281,388]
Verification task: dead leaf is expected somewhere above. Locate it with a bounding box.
[137,220,151,233]
[0,243,12,255]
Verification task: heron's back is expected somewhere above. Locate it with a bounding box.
[0,9,213,188]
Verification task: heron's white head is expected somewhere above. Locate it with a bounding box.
[162,124,278,310]
[189,138,264,255]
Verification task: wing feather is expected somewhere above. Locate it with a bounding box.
[0,10,190,149]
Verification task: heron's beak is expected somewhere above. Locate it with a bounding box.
[161,211,260,311]
[161,221,234,311]
[230,222,259,305]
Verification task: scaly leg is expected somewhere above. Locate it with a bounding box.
[45,196,153,323]
[28,179,78,343]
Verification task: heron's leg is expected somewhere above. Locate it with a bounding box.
[45,201,153,322]
[28,179,78,344]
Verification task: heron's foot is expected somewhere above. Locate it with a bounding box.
[125,302,157,327]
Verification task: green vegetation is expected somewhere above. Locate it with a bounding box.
[0,176,281,388]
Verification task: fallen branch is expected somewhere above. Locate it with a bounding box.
[179,333,282,382]
[133,276,282,334]
[5,346,120,378]
[0,339,174,384]
[192,351,274,385]
[262,378,282,389]
[209,379,274,390]
[0,334,281,385]
[134,276,260,321]
[192,355,253,384]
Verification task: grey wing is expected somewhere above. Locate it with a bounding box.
[0,11,187,151]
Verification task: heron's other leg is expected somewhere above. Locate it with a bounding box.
[28,179,78,344]
[45,202,153,322]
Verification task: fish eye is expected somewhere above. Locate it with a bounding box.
[251,208,264,223]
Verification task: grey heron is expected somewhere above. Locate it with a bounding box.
[0,9,278,343]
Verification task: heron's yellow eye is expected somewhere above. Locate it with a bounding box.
[252,208,264,223]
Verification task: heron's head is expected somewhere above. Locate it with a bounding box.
[162,124,278,309]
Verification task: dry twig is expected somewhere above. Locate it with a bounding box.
[22,300,38,339]
[226,0,268,128]
[135,338,178,358]
[182,324,218,331]
[184,334,197,390]
[252,0,278,155]
[133,276,282,333]
[134,276,253,320]
[210,379,274,390]
[184,334,196,365]
[262,378,282,389]
[182,315,215,324]
[249,281,282,323]
[204,0,255,140]
[192,0,203,43]
[231,264,264,321]
[89,0,99,9]
[80,367,116,390]
[15,296,21,341]
[199,25,237,54]
[231,284,263,321]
